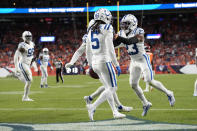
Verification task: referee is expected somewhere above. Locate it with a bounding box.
[54,58,64,83]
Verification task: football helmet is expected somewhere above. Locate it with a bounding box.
[22,31,32,42]
[120,14,138,33]
[94,8,112,24]
[43,48,49,55]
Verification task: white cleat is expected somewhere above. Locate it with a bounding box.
[22,97,34,102]
[113,112,126,119]
[167,92,175,107]
[86,104,95,121]
[142,102,152,117]
[193,94,197,97]
[84,96,92,105]
[118,105,133,112]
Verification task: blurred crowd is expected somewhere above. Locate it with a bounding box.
[1,0,196,8]
[0,13,196,70]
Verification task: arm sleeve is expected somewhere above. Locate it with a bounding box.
[105,26,119,67]
[14,50,20,70]
[115,36,139,45]
[48,62,51,66]
[86,40,92,66]
[69,42,86,65]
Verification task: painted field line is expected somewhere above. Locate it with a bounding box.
[0,108,197,111]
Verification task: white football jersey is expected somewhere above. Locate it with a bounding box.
[87,24,119,67]
[18,41,35,65]
[40,54,50,67]
[118,27,146,60]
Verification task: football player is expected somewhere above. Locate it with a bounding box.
[193,48,197,96]
[14,31,35,101]
[65,31,132,112]
[85,8,126,121]
[114,14,175,116]
[38,48,53,88]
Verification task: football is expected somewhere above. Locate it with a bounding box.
[89,68,99,79]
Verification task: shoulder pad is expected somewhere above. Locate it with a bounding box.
[18,42,26,49]
[136,28,145,35]
[82,34,88,43]
[103,24,113,32]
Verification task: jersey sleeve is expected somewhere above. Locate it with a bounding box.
[18,42,25,50]
[136,28,145,35]
[69,41,86,65]
[85,38,92,66]
[105,26,119,67]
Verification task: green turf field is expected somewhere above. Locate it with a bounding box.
[0,74,197,125]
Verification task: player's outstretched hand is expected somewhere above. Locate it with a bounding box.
[65,63,73,68]
[116,66,121,76]
[50,66,53,70]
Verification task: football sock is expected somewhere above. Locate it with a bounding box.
[24,82,31,98]
[132,85,148,106]
[194,79,197,95]
[113,92,122,107]
[90,86,105,99]
[150,79,171,95]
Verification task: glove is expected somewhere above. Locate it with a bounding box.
[65,63,73,68]
[50,66,53,70]
[116,66,121,77]
[15,68,21,76]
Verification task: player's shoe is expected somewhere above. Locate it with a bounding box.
[142,102,152,116]
[45,84,48,88]
[84,96,92,105]
[22,96,34,101]
[40,85,44,88]
[113,112,126,119]
[167,92,175,107]
[86,104,96,121]
[193,94,197,96]
[118,105,133,112]
[143,89,149,92]
[150,87,153,91]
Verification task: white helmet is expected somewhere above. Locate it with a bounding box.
[43,48,49,55]
[120,14,138,33]
[22,31,32,42]
[94,8,112,24]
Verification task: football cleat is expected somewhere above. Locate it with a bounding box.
[22,96,34,102]
[113,112,126,119]
[45,84,48,88]
[40,85,44,88]
[167,92,175,107]
[143,89,149,92]
[86,104,96,121]
[84,96,92,105]
[142,102,152,116]
[193,94,197,97]
[118,105,133,112]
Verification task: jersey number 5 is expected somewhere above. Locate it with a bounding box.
[91,31,99,49]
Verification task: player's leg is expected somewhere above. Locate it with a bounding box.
[84,86,105,104]
[193,79,197,96]
[60,69,64,83]
[143,54,175,106]
[144,82,149,92]
[56,69,59,83]
[43,67,48,88]
[19,63,33,101]
[113,92,133,112]
[129,63,151,116]
[40,66,45,88]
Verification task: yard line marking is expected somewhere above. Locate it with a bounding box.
[0,108,197,111]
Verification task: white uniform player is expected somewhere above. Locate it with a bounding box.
[14,31,35,101]
[117,14,175,116]
[85,8,126,121]
[193,48,197,96]
[39,48,53,88]
[65,31,132,112]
